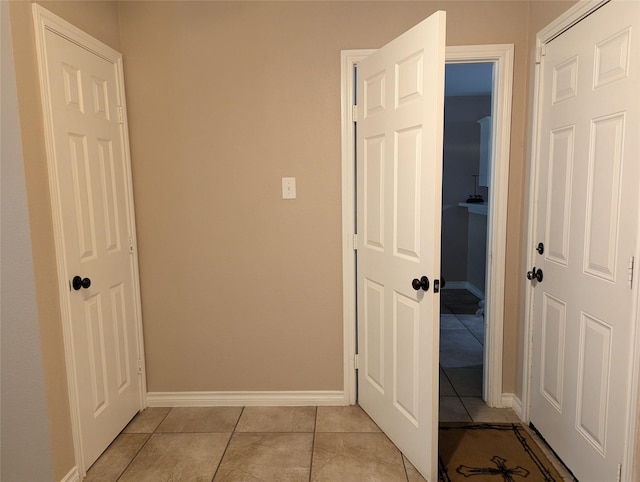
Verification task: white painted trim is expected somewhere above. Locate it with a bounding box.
[342,44,514,409]
[501,393,524,421]
[147,391,346,407]
[32,5,147,477]
[60,466,80,482]
[524,2,639,481]
[465,282,485,302]
[536,0,609,45]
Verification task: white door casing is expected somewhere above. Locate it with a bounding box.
[355,12,446,481]
[443,45,514,409]
[341,44,514,410]
[527,1,640,480]
[33,5,146,475]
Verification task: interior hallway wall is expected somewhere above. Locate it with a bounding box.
[1,2,54,479]
[117,1,536,393]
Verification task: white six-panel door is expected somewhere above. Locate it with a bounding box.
[530,1,639,480]
[36,10,144,471]
[356,11,446,481]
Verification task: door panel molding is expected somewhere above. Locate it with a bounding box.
[341,43,514,409]
[32,5,146,476]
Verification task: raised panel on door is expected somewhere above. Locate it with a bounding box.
[545,126,574,266]
[540,293,566,412]
[394,127,421,261]
[364,279,385,393]
[576,312,612,455]
[584,113,625,281]
[364,135,386,251]
[393,292,419,424]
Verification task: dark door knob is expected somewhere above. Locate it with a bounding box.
[72,276,91,291]
[412,276,430,291]
[526,267,543,283]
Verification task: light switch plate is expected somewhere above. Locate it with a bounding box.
[282,177,296,199]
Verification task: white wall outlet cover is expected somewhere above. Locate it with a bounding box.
[282,177,296,199]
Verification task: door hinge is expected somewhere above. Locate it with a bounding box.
[616,463,622,482]
[628,256,634,289]
[137,359,143,374]
[117,106,124,124]
[129,237,134,254]
[536,45,546,64]
[354,354,360,370]
[352,104,358,123]
[353,234,358,251]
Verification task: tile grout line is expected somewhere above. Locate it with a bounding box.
[308,406,318,482]
[115,407,173,481]
[439,364,476,423]
[400,452,411,482]
[209,406,245,482]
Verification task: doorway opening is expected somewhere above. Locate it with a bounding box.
[341,44,514,412]
[439,62,493,420]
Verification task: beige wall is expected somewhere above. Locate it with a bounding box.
[8,2,122,479]
[118,0,535,394]
[9,0,580,478]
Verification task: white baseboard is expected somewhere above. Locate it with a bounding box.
[146,390,347,407]
[60,466,79,482]
[501,393,524,420]
[465,282,485,301]
[442,280,485,300]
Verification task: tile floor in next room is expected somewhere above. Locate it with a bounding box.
[439,289,496,423]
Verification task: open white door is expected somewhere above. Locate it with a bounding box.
[356,11,446,481]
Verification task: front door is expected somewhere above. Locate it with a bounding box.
[356,11,446,481]
[530,1,639,480]
[37,12,144,470]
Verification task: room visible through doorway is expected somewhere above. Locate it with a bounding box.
[439,62,492,421]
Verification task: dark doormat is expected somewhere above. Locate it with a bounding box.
[439,423,563,481]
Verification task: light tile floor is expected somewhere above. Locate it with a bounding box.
[86,289,574,481]
[86,405,429,482]
[86,404,574,481]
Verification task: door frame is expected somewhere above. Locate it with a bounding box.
[341,44,514,408]
[523,1,640,479]
[32,5,147,477]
